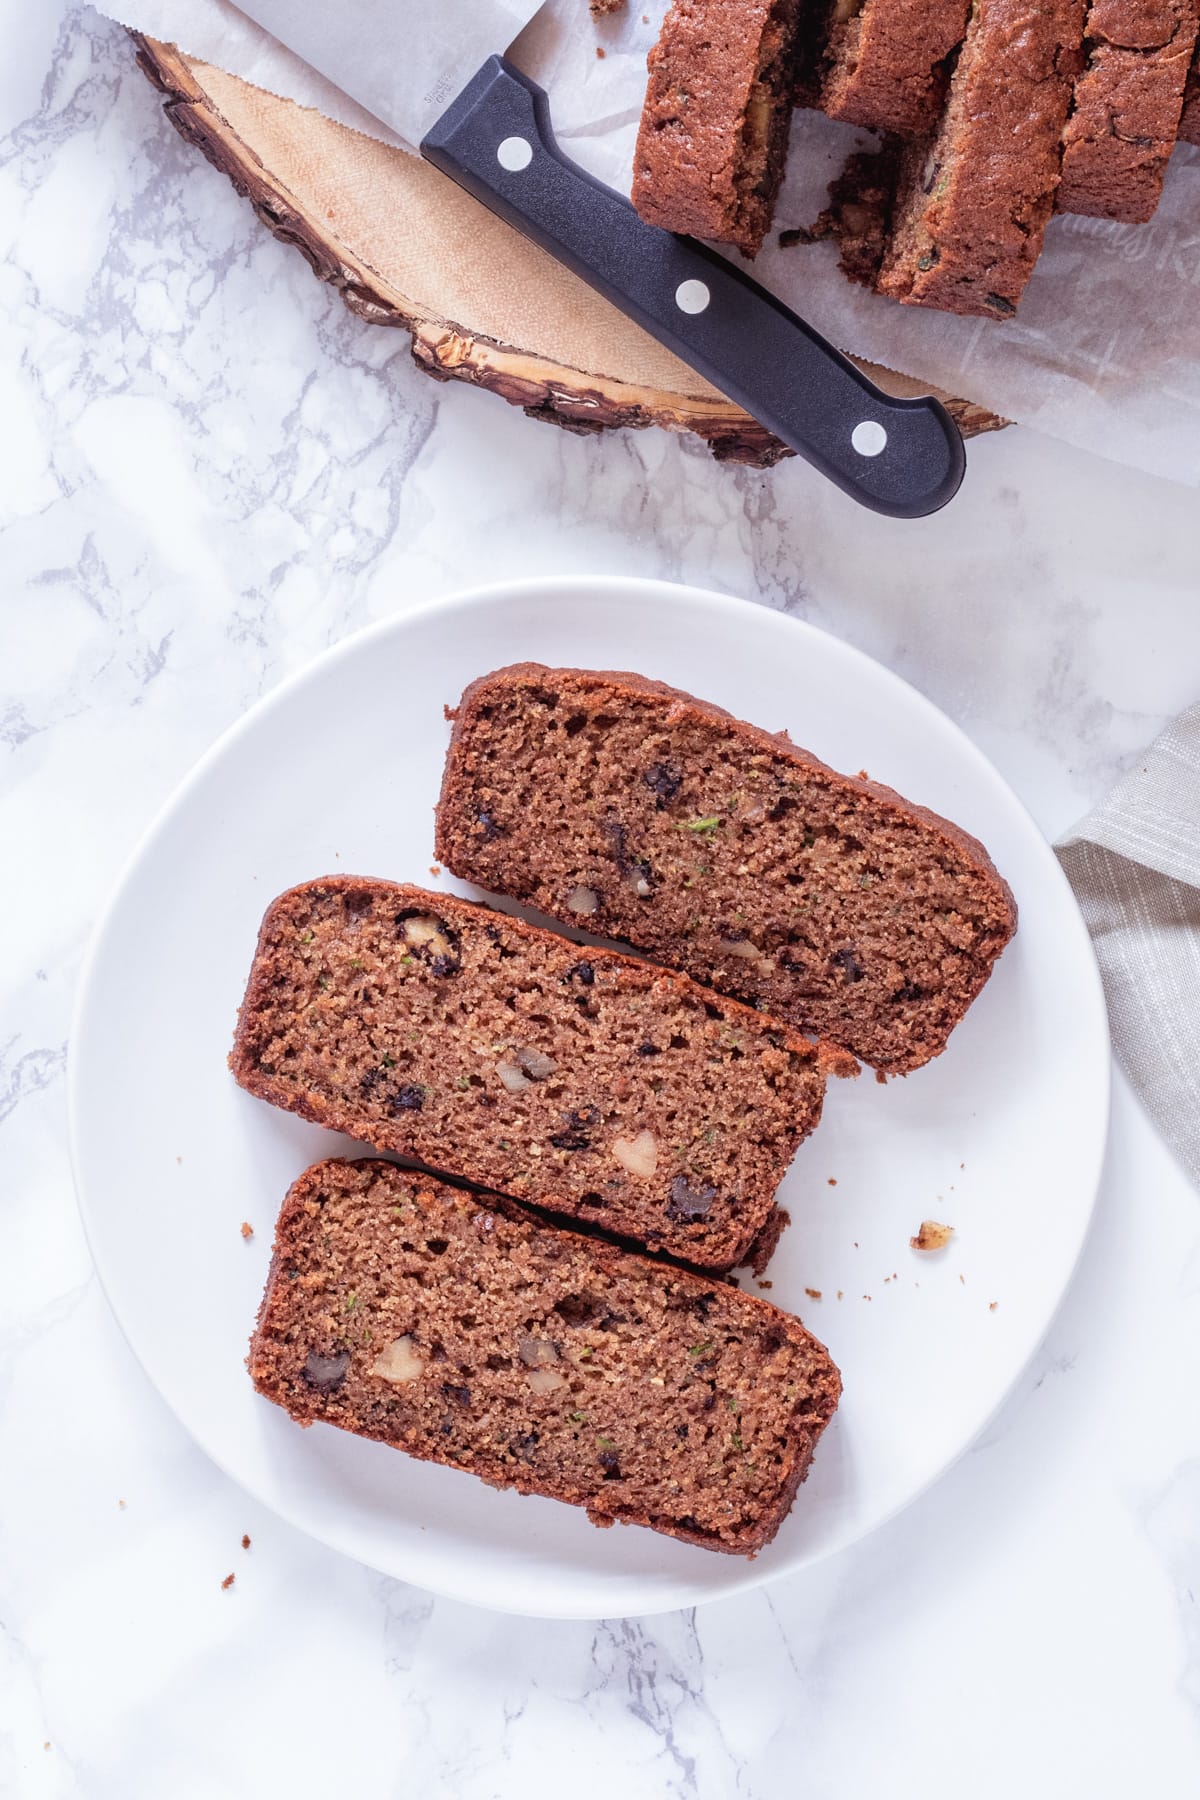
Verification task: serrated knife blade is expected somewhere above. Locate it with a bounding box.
[232,0,545,152]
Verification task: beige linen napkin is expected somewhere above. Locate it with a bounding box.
[1056,706,1200,1185]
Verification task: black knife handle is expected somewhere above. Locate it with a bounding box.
[422,56,964,519]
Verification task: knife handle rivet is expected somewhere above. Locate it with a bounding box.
[851,420,888,458]
[674,279,711,316]
[497,136,534,173]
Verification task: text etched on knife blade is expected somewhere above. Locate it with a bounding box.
[424,71,460,113]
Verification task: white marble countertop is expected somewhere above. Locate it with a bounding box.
[4,7,1200,1796]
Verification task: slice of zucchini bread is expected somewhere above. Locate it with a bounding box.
[434,666,1017,1076]
[249,1159,842,1554]
[231,878,829,1271]
[1057,0,1199,222]
[632,0,807,255]
[817,0,972,137]
[876,0,1086,318]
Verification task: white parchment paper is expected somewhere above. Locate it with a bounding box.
[104,0,1200,482]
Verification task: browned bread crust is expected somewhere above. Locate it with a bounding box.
[435,665,1017,1075]
[249,1159,842,1555]
[632,0,805,255]
[877,0,1086,318]
[817,0,972,137]
[1057,0,1199,222]
[231,877,828,1271]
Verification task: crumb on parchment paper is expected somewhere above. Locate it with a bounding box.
[240,1221,254,1240]
[221,1573,235,1591]
[242,1534,251,1549]
[804,1287,822,1300]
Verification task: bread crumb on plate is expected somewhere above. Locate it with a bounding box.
[910,1219,954,1251]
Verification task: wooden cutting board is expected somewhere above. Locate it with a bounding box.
[134,35,1006,467]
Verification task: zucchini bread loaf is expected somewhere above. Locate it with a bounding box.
[1057,0,1199,222]
[815,0,972,137]
[632,0,807,254]
[876,0,1086,318]
[231,878,829,1271]
[435,666,1016,1075]
[250,1159,842,1554]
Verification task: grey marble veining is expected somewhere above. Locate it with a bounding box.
[3,7,1200,1797]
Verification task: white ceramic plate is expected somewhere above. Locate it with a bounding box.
[69,577,1110,1619]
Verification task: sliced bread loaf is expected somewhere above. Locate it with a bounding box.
[1057,0,1199,222]
[250,1159,841,1554]
[435,666,1016,1074]
[876,0,1086,318]
[632,0,806,255]
[231,878,829,1271]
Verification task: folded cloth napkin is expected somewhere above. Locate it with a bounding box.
[1056,705,1200,1186]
